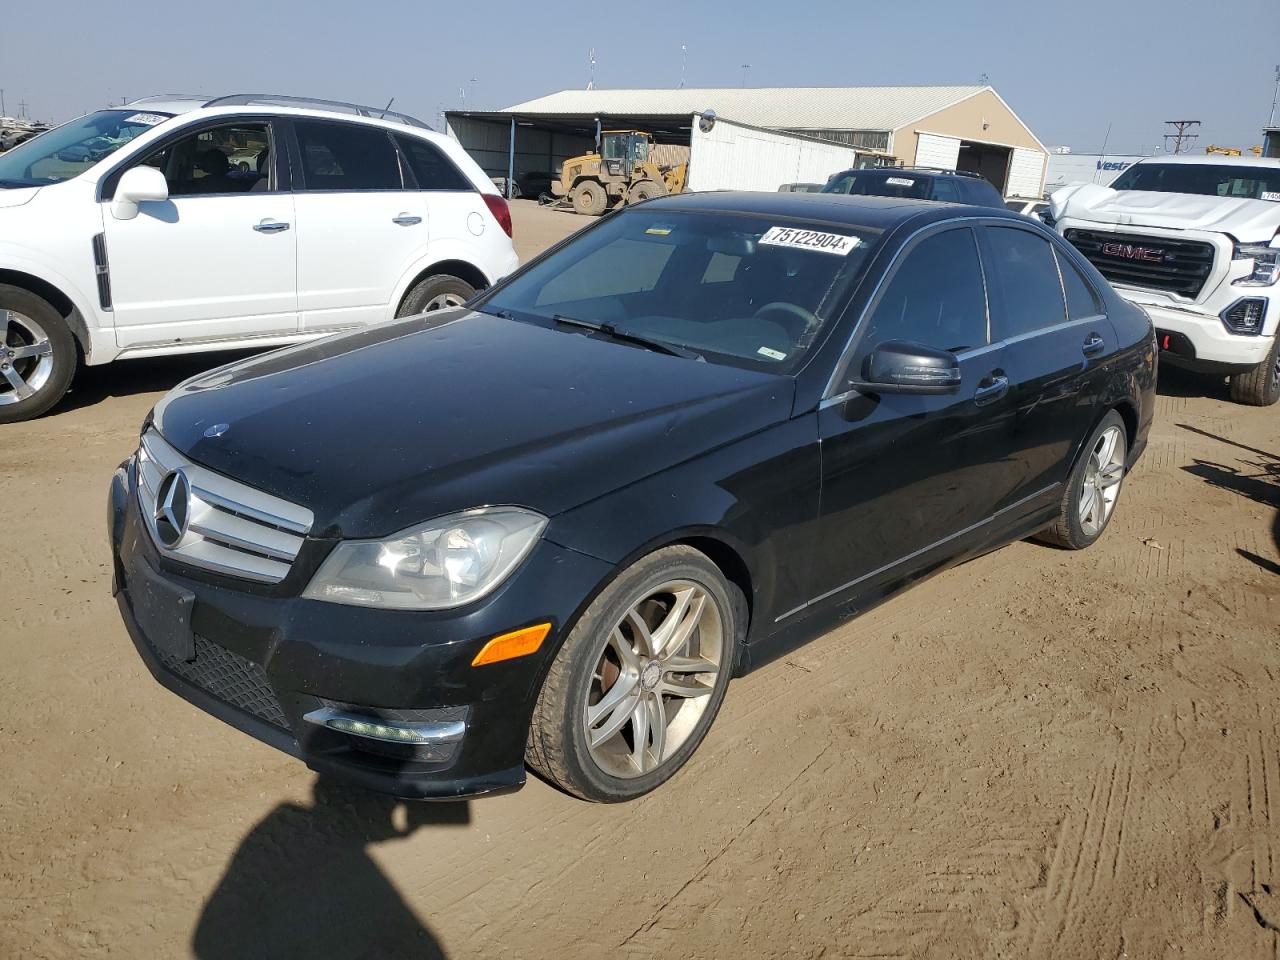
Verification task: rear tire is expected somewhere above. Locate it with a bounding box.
[571,180,607,216]
[526,546,743,802]
[395,274,477,318]
[1228,335,1280,406]
[1037,410,1127,550]
[0,284,77,424]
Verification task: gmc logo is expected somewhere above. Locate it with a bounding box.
[1102,242,1164,262]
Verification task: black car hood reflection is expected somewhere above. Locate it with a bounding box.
[155,310,794,539]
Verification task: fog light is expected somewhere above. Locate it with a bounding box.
[1220,298,1266,335]
[302,706,465,745]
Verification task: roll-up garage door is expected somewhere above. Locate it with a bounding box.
[915,133,960,170]
[1006,148,1047,197]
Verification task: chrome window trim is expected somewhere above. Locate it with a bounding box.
[774,481,1060,622]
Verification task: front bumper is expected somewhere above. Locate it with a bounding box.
[108,459,612,799]
[1142,299,1276,373]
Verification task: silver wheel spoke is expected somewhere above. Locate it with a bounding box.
[609,625,640,670]
[660,675,713,698]
[1079,484,1099,524]
[1098,464,1124,489]
[629,696,651,771]
[1,364,32,399]
[624,611,654,659]
[649,587,704,660]
[588,683,640,748]
[10,340,50,360]
[645,693,666,768]
[0,309,11,344]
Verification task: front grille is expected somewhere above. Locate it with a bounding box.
[156,634,289,729]
[136,430,313,583]
[1064,228,1216,299]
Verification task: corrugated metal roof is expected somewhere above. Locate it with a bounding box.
[502,86,989,132]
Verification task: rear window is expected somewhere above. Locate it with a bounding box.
[479,209,879,372]
[395,135,471,191]
[822,172,931,200]
[1111,163,1280,201]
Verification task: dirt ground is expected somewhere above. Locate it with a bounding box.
[2,199,1278,959]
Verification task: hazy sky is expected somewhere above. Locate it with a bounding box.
[3,0,1276,155]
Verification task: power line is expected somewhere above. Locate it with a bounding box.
[1163,120,1200,154]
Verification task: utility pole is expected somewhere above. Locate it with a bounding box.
[679,43,687,89]
[18,99,29,120]
[469,77,478,110]
[0,89,6,117]
[1269,64,1280,127]
[740,63,751,87]
[587,49,596,90]
[1163,120,1200,155]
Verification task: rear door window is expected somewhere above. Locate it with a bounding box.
[293,120,402,191]
[1055,248,1103,319]
[984,226,1067,338]
[930,178,960,202]
[395,135,472,191]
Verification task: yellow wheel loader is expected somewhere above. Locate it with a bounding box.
[550,130,687,216]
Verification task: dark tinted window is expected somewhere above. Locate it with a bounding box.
[985,226,1066,338]
[395,135,471,191]
[930,177,960,202]
[964,179,1005,207]
[822,171,931,199]
[1055,248,1102,319]
[294,121,401,191]
[858,227,988,355]
[1110,162,1280,200]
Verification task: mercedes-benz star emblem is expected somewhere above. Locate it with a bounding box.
[154,469,191,548]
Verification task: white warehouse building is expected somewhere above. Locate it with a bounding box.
[446,84,1049,199]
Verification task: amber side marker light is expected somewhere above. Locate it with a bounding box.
[472,622,552,667]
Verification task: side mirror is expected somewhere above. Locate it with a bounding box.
[851,340,962,395]
[111,166,169,220]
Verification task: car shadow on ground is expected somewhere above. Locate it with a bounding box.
[1177,422,1280,574]
[192,779,468,959]
[1156,365,1232,401]
[52,350,263,415]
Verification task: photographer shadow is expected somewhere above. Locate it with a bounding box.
[193,779,469,960]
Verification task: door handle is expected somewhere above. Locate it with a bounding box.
[253,220,290,233]
[392,214,423,226]
[1082,333,1106,357]
[974,374,1009,406]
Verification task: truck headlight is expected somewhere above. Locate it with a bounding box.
[303,507,547,610]
[1232,241,1280,287]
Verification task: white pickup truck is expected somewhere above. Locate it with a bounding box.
[1050,155,1280,405]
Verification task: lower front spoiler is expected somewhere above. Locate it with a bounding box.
[115,590,526,801]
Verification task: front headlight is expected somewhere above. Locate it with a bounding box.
[1233,241,1280,287]
[303,507,547,610]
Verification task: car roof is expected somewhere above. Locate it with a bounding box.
[1130,154,1280,169]
[642,190,1024,230]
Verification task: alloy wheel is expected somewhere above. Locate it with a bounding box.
[583,580,724,778]
[424,293,467,311]
[0,309,55,406]
[1078,425,1126,537]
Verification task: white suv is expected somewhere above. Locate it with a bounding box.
[1051,155,1280,405]
[0,95,519,421]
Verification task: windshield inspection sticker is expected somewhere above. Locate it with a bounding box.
[1262,191,1280,202]
[757,346,788,361]
[885,176,916,187]
[644,225,674,236]
[759,226,860,256]
[124,113,168,126]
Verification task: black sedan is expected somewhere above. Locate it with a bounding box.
[109,192,1156,802]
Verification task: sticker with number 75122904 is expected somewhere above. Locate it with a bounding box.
[759,226,860,255]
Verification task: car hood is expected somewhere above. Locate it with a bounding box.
[154,311,794,539]
[1051,183,1280,241]
[0,186,40,208]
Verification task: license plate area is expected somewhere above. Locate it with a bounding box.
[129,559,195,662]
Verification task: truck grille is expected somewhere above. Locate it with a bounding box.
[1064,229,1216,299]
[156,633,289,730]
[136,430,313,584]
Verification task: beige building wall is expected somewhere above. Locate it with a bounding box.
[890,89,1043,163]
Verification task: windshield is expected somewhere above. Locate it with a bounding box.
[478,208,878,372]
[0,109,173,187]
[1110,162,1280,201]
[822,171,931,200]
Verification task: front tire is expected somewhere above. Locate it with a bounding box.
[0,285,77,424]
[1228,335,1280,406]
[1037,410,1127,550]
[395,274,477,318]
[570,180,607,216]
[526,546,743,802]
